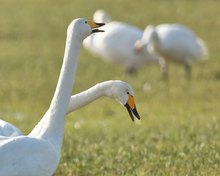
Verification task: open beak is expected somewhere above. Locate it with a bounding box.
[87,21,105,33]
[124,94,141,122]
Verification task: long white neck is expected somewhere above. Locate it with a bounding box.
[29,27,82,154]
[67,81,113,114]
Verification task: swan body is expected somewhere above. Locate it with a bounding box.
[83,12,158,73]
[0,18,105,176]
[138,24,208,79]
[0,80,140,138]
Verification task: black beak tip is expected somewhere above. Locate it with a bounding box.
[124,103,141,122]
[91,29,105,33]
[130,116,135,122]
[95,22,105,27]
[136,113,141,120]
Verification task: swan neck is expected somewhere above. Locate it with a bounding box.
[29,32,83,154]
[49,34,81,113]
[67,81,112,113]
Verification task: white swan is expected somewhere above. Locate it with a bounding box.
[137,24,208,79]
[0,18,105,176]
[83,11,158,74]
[0,80,140,138]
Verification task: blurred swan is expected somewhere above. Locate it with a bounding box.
[137,24,208,79]
[0,18,105,176]
[83,10,158,74]
[93,9,111,24]
[0,80,140,138]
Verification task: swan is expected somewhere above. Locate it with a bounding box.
[0,80,140,138]
[0,18,105,176]
[83,11,158,74]
[136,24,208,79]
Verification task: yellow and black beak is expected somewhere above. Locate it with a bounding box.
[87,21,105,33]
[124,94,141,122]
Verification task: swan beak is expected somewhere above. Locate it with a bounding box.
[134,41,143,54]
[87,21,105,33]
[134,45,142,54]
[124,95,141,122]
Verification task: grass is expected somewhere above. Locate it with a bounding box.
[0,0,220,175]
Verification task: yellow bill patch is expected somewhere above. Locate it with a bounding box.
[128,95,135,109]
[87,21,99,28]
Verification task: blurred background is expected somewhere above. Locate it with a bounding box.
[0,0,220,175]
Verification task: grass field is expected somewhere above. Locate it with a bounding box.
[1,0,220,175]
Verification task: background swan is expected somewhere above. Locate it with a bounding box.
[93,9,111,24]
[0,80,140,138]
[137,24,208,79]
[0,18,104,176]
[83,10,158,74]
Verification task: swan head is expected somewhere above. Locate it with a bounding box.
[134,25,159,63]
[134,25,156,55]
[134,39,159,63]
[93,9,111,23]
[67,18,105,40]
[107,81,140,121]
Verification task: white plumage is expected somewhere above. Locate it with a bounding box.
[0,18,105,176]
[83,10,158,74]
[138,24,208,79]
[0,18,140,175]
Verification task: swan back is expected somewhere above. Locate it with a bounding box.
[83,21,158,71]
[196,37,209,60]
[83,22,142,59]
[142,24,208,62]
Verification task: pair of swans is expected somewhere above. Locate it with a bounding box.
[136,24,208,79]
[0,18,140,176]
[85,9,208,79]
[83,10,158,74]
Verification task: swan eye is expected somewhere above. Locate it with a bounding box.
[85,21,88,24]
[127,92,129,95]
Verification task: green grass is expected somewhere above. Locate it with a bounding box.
[0,0,220,175]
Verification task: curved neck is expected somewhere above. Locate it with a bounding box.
[29,31,82,154]
[67,81,113,114]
